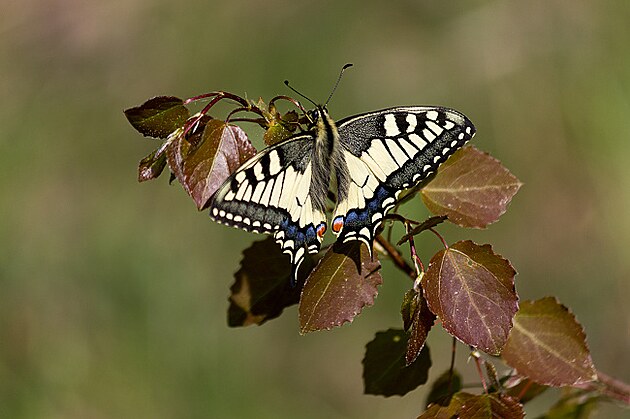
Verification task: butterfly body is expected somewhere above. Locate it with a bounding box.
[210,106,476,282]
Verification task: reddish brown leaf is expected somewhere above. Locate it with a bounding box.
[124,96,190,139]
[458,393,524,419]
[423,240,518,355]
[502,298,597,387]
[167,119,256,210]
[421,146,522,228]
[299,242,382,334]
[401,288,437,365]
[363,329,431,397]
[228,238,316,327]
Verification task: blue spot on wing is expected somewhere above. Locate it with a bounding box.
[337,185,396,246]
[276,217,324,286]
[305,225,316,242]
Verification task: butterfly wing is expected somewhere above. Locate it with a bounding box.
[331,106,476,251]
[209,133,327,281]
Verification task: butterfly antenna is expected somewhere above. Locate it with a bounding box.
[325,63,353,106]
[284,80,317,108]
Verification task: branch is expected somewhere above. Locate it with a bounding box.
[573,371,630,404]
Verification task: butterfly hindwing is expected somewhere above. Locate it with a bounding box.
[331,107,476,249]
[209,133,327,281]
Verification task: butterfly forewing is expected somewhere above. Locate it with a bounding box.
[330,107,476,249]
[209,133,327,280]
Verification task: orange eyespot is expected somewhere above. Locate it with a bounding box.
[332,216,344,233]
[316,223,327,238]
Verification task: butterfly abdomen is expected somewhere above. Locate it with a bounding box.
[310,107,346,215]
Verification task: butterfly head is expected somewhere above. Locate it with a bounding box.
[306,105,329,126]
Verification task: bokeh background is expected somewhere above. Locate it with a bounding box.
[1,1,629,418]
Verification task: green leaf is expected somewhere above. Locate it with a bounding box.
[228,238,316,327]
[299,242,382,333]
[401,289,418,332]
[401,288,436,365]
[423,240,518,355]
[124,96,190,139]
[138,139,173,182]
[250,97,301,145]
[418,392,475,418]
[502,298,597,386]
[397,215,448,245]
[485,361,501,391]
[167,118,256,210]
[263,110,300,145]
[363,329,431,397]
[425,369,462,408]
[420,393,523,419]
[538,393,599,419]
[138,144,169,182]
[421,146,522,228]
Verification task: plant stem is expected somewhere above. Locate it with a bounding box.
[574,371,630,404]
[471,351,488,393]
[448,337,457,394]
[429,227,449,249]
[375,234,415,279]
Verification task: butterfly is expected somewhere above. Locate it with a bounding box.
[208,101,476,284]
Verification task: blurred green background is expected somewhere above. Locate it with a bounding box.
[1,1,629,418]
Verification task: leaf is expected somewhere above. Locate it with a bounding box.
[124,96,190,139]
[539,392,599,419]
[397,215,448,245]
[421,146,522,228]
[167,118,256,210]
[420,393,523,419]
[458,393,524,419]
[419,392,475,419]
[502,297,597,387]
[401,288,436,365]
[401,289,418,332]
[503,374,548,403]
[484,361,500,391]
[299,242,382,333]
[425,369,462,408]
[250,97,300,145]
[228,237,316,327]
[363,329,431,397]
[423,240,518,355]
[137,137,174,182]
[263,110,300,146]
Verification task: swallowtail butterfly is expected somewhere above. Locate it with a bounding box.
[209,75,475,283]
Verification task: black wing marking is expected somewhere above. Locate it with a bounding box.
[331,107,476,250]
[209,133,327,283]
